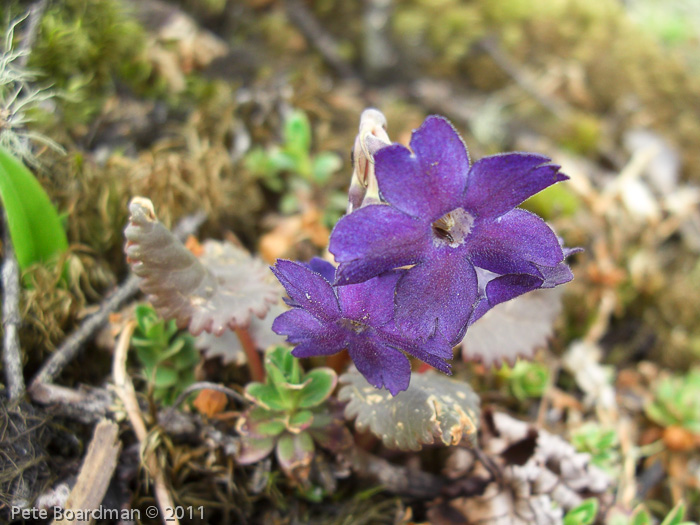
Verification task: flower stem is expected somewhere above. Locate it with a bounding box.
[234,326,264,382]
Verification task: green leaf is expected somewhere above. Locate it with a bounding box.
[283,110,311,158]
[298,368,337,408]
[631,507,652,525]
[172,342,199,369]
[276,431,314,475]
[311,152,342,184]
[153,367,179,387]
[236,435,276,465]
[257,419,287,437]
[279,191,301,214]
[339,371,480,451]
[288,410,314,432]
[136,345,160,368]
[0,146,68,271]
[660,501,687,525]
[246,383,290,411]
[563,498,598,525]
[267,150,297,173]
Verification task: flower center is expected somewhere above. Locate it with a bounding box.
[431,208,474,248]
[340,318,369,334]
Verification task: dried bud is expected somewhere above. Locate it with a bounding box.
[347,108,391,213]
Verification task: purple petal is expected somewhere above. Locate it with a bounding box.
[375,116,469,220]
[397,336,453,375]
[536,261,574,288]
[305,257,337,282]
[336,271,402,328]
[462,153,568,219]
[330,205,427,285]
[395,251,478,344]
[348,339,411,396]
[484,273,544,306]
[271,260,341,322]
[291,337,346,358]
[273,309,346,357]
[468,209,564,275]
[272,309,329,342]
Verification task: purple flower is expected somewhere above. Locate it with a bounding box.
[329,116,572,344]
[271,258,452,395]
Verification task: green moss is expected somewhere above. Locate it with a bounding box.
[28,0,155,125]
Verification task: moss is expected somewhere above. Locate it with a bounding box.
[27,0,156,126]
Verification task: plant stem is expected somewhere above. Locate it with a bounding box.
[2,214,24,401]
[234,326,264,382]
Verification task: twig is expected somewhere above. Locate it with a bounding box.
[234,326,264,382]
[169,381,246,409]
[28,273,142,391]
[30,383,114,424]
[52,420,121,525]
[113,321,179,525]
[284,0,357,79]
[2,216,25,401]
[349,447,445,498]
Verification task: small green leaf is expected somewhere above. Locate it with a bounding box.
[631,507,652,525]
[246,383,290,411]
[258,419,287,437]
[563,498,598,525]
[283,110,311,157]
[158,337,185,362]
[0,146,68,271]
[288,410,314,431]
[339,371,480,451]
[276,431,314,475]
[173,343,199,369]
[136,346,160,368]
[660,501,687,525]
[267,150,297,173]
[236,435,276,465]
[279,192,301,214]
[311,152,342,184]
[298,368,337,408]
[153,367,179,387]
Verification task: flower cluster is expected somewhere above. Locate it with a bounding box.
[272,111,575,395]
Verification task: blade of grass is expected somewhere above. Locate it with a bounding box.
[0,145,68,270]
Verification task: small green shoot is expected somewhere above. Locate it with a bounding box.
[236,346,350,493]
[506,360,550,401]
[645,369,700,434]
[563,498,598,525]
[571,423,621,475]
[245,109,343,225]
[131,304,199,405]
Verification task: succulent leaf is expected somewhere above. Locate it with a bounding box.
[236,435,276,465]
[245,383,290,412]
[287,410,314,432]
[298,368,338,408]
[339,370,480,451]
[125,197,280,335]
[276,432,315,476]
